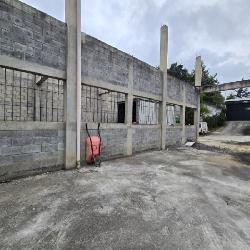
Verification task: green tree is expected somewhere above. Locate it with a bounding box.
[168,63,193,84]
[198,64,224,108]
[169,62,225,108]
[168,62,226,128]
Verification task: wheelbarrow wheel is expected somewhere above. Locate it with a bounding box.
[93,155,101,168]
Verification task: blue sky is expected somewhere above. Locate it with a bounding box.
[20,0,250,89]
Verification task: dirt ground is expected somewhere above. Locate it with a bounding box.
[199,121,250,154]
[0,146,249,249]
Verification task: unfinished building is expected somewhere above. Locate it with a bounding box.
[0,0,199,181]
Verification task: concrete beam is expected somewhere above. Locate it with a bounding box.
[202,79,250,93]
[82,76,129,94]
[82,76,162,101]
[166,98,197,109]
[0,55,66,79]
[0,121,65,131]
[159,25,168,150]
[65,0,81,169]
[80,123,127,130]
[133,90,162,102]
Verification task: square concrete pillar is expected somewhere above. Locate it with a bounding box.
[182,85,186,144]
[65,0,81,169]
[34,81,40,121]
[159,25,168,150]
[195,56,202,140]
[125,59,134,156]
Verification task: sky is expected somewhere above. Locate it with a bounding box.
[21,0,250,88]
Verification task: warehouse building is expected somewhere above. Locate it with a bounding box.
[225,98,250,121]
[0,0,200,181]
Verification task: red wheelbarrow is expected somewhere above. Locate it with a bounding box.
[85,123,102,167]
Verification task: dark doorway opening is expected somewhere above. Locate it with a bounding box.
[185,107,195,125]
[117,102,125,123]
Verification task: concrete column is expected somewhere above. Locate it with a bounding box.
[195,56,202,141]
[195,56,202,87]
[34,84,40,121]
[182,85,186,144]
[159,25,168,150]
[65,0,81,169]
[125,59,134,155]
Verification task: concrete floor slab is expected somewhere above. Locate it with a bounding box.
[0,147,250,249]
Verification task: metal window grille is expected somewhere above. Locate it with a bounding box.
[0,66,65,122]
[81,84,126,123]
[133,97,159,125]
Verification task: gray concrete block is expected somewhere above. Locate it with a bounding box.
[1,146,22,156]
[12,153,33,165]
[16,130,33,138]
[0,155,13,168]
[0,138,12,148]
[45,152,59,167]
[33,130,58,137]
[58,130,65,138]
[22,144,41,154]
[41,143,58,152]
[33,137,52,145]
[0,131,16,138]
[58,142,65,151]
[12,137,33,146]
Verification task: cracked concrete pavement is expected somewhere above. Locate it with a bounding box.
[0,147,250,249]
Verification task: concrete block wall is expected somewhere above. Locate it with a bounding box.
[80,125,127,161]
[185,82,198,107]
[185,126,196,141]
[0,122,65,182]
[167,75,198,107]
[132,127,161,152]
[82,35,163,97]
[0,0,200,181]
[167,75,185,102]
[0,0,66,70]
[165,127,183,146]
[133,60,162,96]
[82,35,130,88]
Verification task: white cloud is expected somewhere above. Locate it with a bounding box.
[20,0,250,83]
[20,0,65,20]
